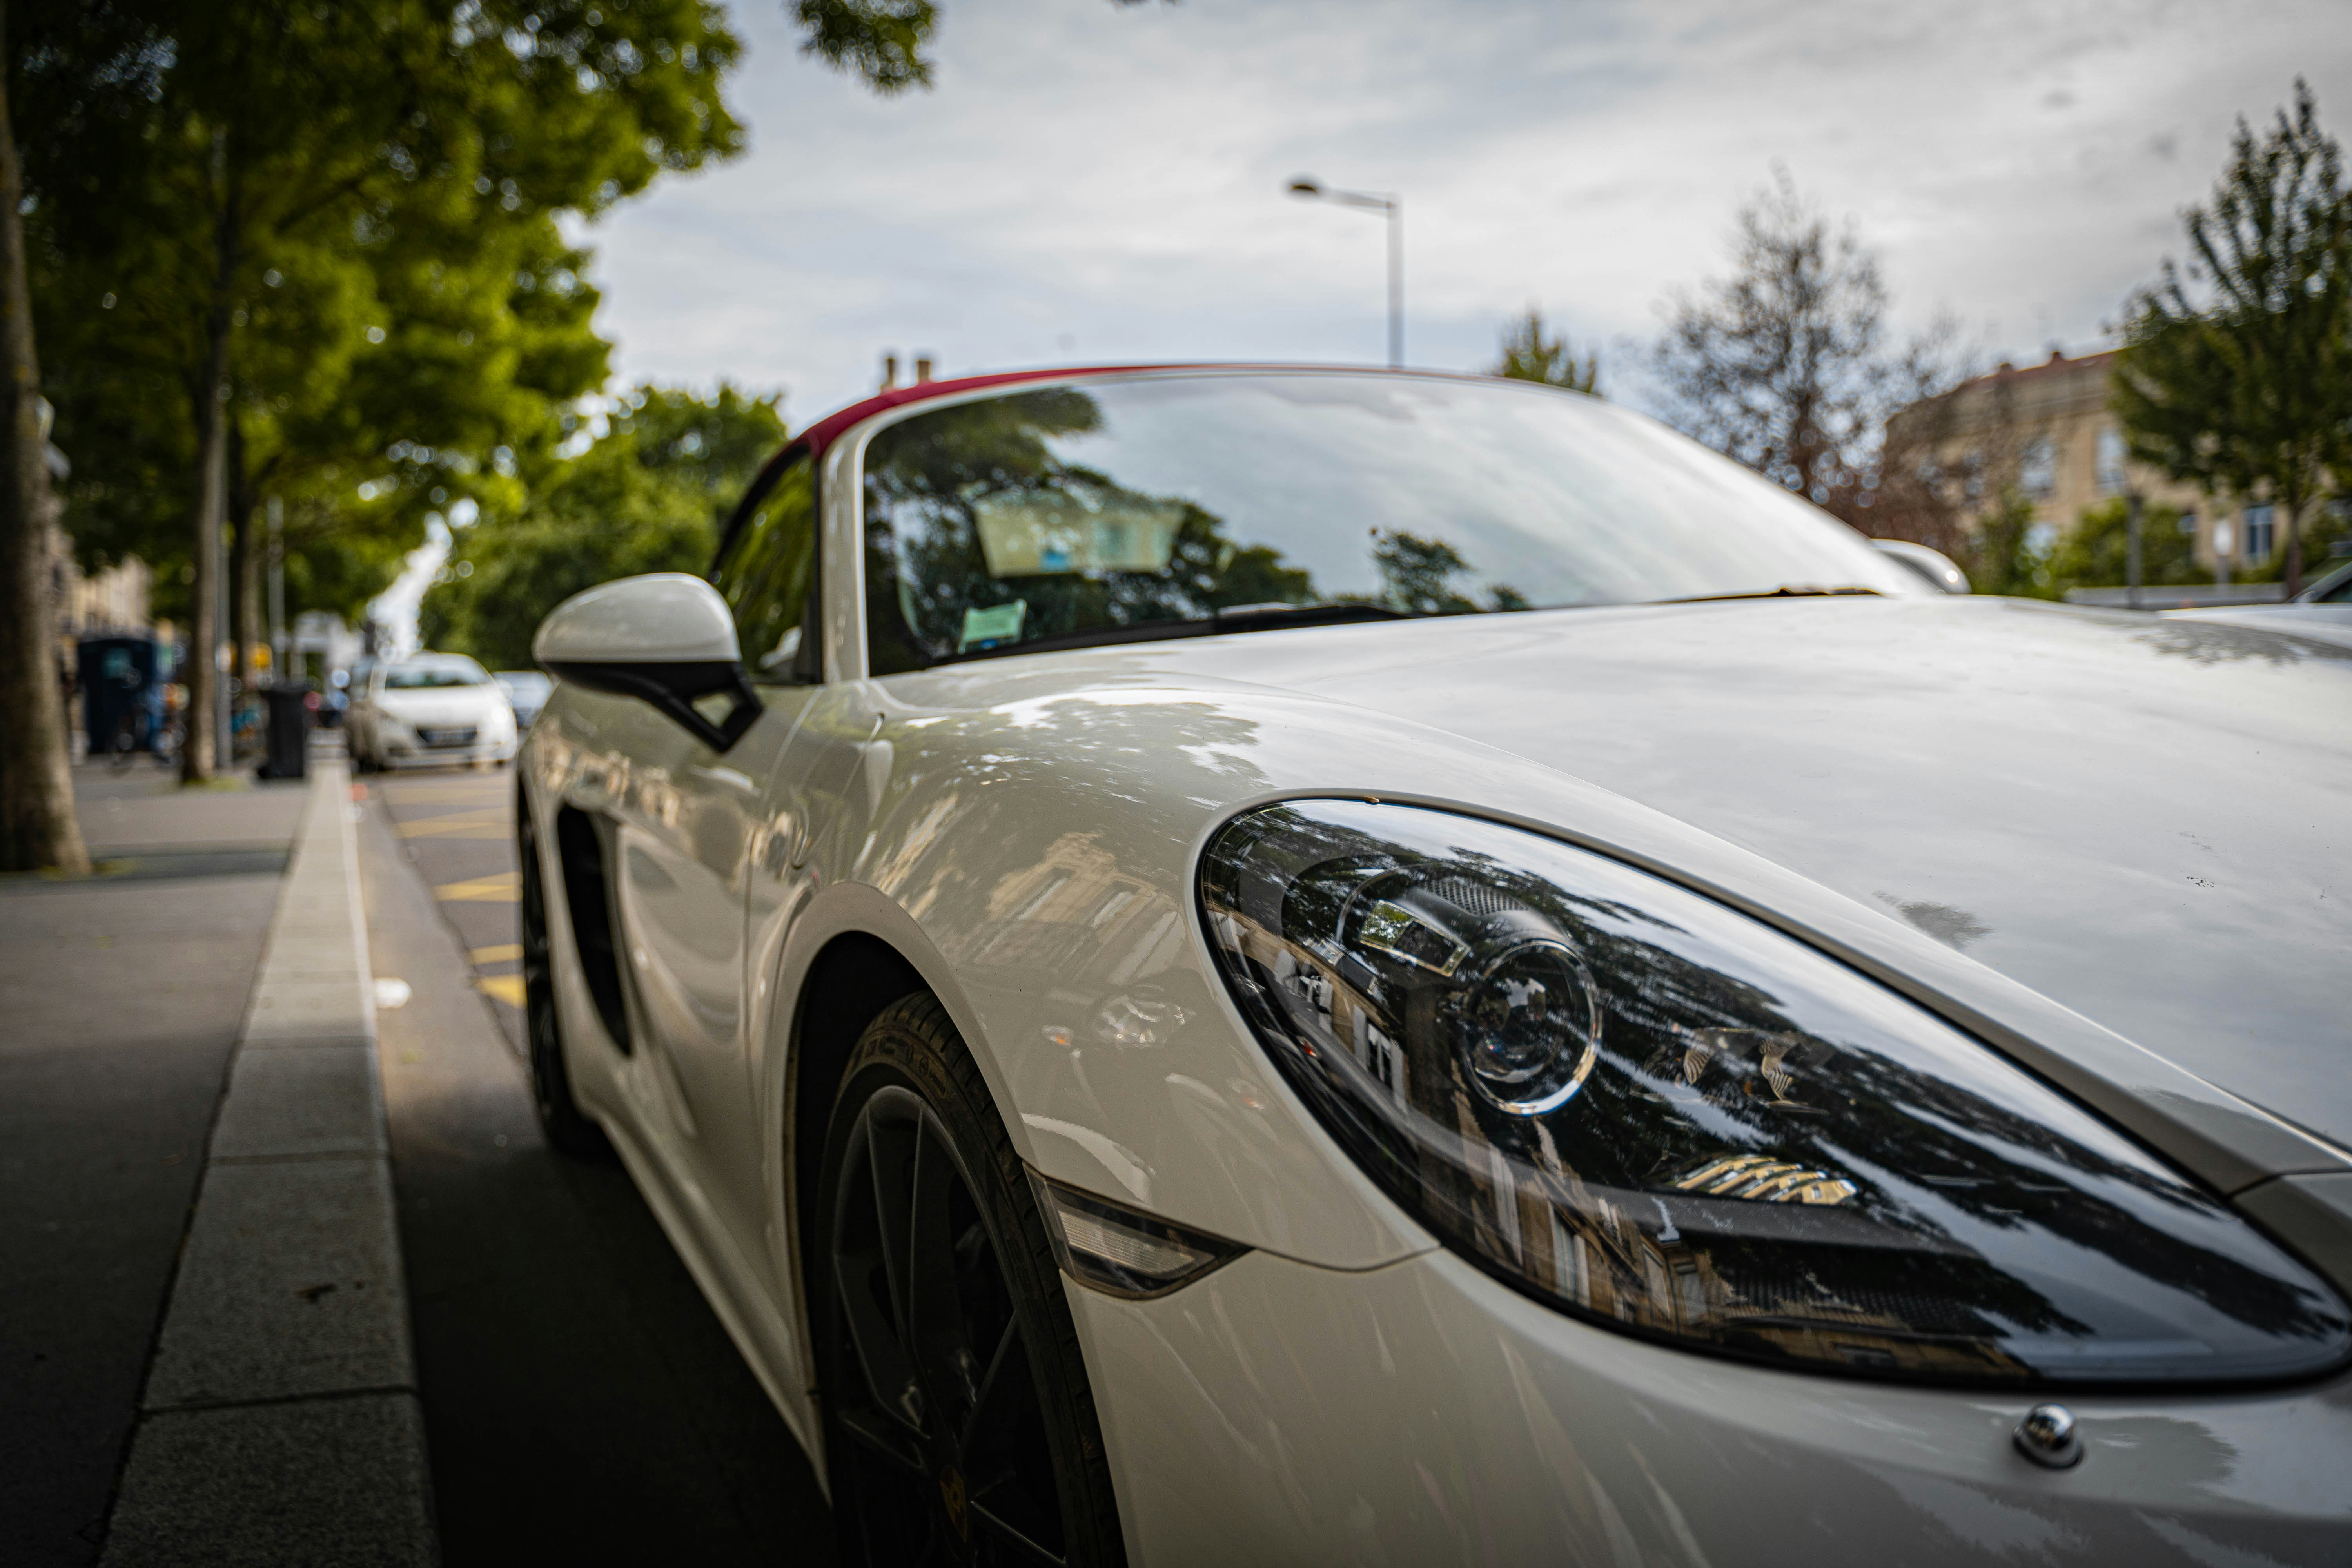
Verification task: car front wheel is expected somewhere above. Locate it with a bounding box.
[815,994,1126,1567]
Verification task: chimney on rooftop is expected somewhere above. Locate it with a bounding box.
[915,356,935,384]
[880,353,898,391]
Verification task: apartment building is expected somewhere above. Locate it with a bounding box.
[1886,348,2298,574]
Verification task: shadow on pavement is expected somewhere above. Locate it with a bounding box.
[359,766,835,1564]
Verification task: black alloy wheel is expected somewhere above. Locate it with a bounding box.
[518,788,613,1161]
[817,995,1125,1567]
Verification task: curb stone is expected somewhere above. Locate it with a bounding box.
[100,750,439,1567]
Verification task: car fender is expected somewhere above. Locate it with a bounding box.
[778,666,2350,1280]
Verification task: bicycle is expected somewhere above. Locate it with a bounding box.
[103,710,141,773]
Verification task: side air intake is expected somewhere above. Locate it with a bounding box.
[555,806,632,1056]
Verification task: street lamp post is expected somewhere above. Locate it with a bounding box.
[1287,176,1402,369]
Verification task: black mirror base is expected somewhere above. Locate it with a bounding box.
[543,660,764,752]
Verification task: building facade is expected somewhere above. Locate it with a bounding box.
[1886,348,2310,577]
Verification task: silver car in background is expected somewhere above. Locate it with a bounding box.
[349,652,519,772]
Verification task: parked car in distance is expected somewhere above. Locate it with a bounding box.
[518,365,2352,1566]
[2166,558,2352,650]
[494,670,553,731]
[350,652,517,771]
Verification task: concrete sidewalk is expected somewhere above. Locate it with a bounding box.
[90,751,437,1566]
[3,767,305,1564]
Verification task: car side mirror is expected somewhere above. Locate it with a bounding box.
[1869,539,1971,594]
[533,573,765,751]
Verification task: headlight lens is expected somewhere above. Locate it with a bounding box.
[1200,800,2351,1386]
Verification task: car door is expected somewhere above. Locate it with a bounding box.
[591,449,827,1271]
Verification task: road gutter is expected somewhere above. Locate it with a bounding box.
[100,750,439,1567]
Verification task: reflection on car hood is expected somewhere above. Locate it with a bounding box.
[2166,603,2352,652]
[1147,596,2352,1150]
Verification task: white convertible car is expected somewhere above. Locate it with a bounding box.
[516,367,2352,1565]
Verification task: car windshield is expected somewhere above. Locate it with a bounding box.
[384,656,490,690]
[495,672,551,699]
[858,371,1922,670]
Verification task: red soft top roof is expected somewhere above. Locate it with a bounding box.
[791,365,1179,460]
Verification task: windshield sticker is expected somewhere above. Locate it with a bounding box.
[958,599,1029,652]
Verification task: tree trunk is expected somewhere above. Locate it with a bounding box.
[0,3,91,873]
[229,416,255,695]
[182,350,225,781]
[182,137,236,782]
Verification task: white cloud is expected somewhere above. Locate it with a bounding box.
[578,0,2352,423]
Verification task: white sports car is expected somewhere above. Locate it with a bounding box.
[515,367,2352,1566]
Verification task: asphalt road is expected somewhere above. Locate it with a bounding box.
[359,759,834,1564]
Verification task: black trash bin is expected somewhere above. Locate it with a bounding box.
[258,684,311,780]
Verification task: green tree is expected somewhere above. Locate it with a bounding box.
[2113,79,2351,597]
[422,384,787,670]
[22,0,744,783]
[1967,488,2059,600]
[1492,307,1598,394]
[2043,497,2204,599]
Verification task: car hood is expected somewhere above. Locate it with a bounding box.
[1128,595,2352,1151]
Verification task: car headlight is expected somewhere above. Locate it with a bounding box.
[1200,800,2351,1386]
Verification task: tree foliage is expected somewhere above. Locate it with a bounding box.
[26,0,745,579]
[1651,167,1962,526]
[421,383,787,671]
[2043,497,2205,599]
[18,0,750,775]
[1492,307,1598,395]
[2112,79,2351,595]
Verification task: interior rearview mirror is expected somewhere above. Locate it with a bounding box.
[533,573,764,751]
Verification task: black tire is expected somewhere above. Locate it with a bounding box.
[815,994,1126,1567]
[519,792,614,1161]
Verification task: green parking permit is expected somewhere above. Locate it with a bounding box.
[958,599,1028,653]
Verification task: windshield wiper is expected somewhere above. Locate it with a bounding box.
[932,603,1411,666]
[1659,586,1884,605]
[1213,602,1410,626]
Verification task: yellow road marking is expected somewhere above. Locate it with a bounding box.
[469,943,523,964]
[394,810,508,837]
[435,872,520,902]
[476,975,526,1007]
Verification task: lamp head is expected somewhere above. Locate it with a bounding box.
[1286,177,1323,198]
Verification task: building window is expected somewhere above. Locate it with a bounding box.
[2177,510,2197,537]
[2243,505,2275,564]
[2095,427,2127,495]
[2019,438,2056,500]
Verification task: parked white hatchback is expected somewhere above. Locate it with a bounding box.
[350,652,518,771]
[516,367,2352,1566]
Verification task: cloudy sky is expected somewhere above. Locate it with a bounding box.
[577,0,2346,424]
